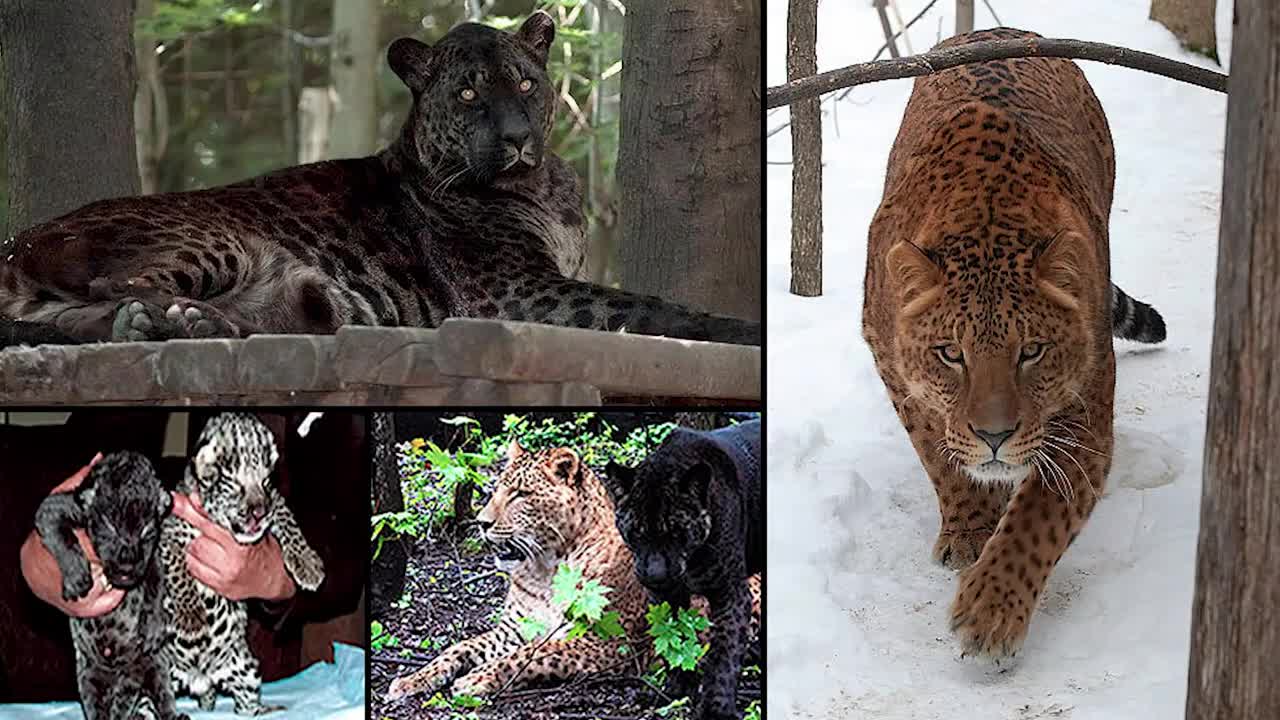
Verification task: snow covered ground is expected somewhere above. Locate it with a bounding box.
[765,1,1232,718]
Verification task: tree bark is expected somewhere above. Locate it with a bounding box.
[1186,2,1280,719]
[788,0,822,297]
[617,0,761,321]
[0,0,140,235]
[766,35,1228,109]
[1151,0,1218,63]
[329,0,380,159]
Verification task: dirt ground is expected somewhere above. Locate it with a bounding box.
[369,534,762,720]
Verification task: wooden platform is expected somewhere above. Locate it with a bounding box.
[0,319,761,406]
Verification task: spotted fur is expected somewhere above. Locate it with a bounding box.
[862,28,1162,660]
[0,13,757,348]
[384,440,761,703]
[604,420,762,720]
[34,452,186,720]
[162,413,324,714]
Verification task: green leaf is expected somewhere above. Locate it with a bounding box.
[593,611,626,639]
[440,416,480,426]
[551,563,584,608]
[569,578,611,622]
[516,616,550,641]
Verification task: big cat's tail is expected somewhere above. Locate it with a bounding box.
[0,317,81,349]
[1111,283,1166,344]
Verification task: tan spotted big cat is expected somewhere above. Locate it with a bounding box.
[862,28,1165,659]
[385,440,759,701]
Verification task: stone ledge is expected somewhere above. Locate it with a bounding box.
[0,320,759,406]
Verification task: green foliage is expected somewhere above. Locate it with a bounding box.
[655,696,691,718]
[744,700,761,720]
[370,620,400,652]
[139,0,269,39]
[545,562,627,642]
[646,602,710,672]
[423,692,486,719]
[500,413,676,467]
[373,413,675,553]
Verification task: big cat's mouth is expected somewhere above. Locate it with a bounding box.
[965,460,1032,484]
[493,543,525,562]
[105,570,140,590]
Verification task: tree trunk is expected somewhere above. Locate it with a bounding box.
[0,0,140,235]
[298,87,337,164]
[134,0,167,195]
[369,412,408,617]
[617,0,761,321]
[788,0,822,297]
[584,0,624,286]
[329,0,380,159]
[1185,3,1280,719]
[1151,0,1218,63]
[956,0,975,34]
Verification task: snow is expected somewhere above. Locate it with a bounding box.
[765,1,1232,718]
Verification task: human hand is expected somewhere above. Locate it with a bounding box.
[20,454,128,618]
[171,493,296,602]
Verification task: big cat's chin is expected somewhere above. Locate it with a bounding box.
[964,460,1032,485]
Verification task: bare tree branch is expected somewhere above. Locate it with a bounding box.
[766,35,1228,109]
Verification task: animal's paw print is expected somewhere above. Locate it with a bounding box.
[949,560,1032,660]
[61,565,94,602]
[282,543,325,592]
[451,671,499,698]
[933,527,994,570]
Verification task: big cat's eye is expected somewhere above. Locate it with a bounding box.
[933,343,964,367]
[1020,341,1049,365]
[517,78,534,93]
[460,88,477,102]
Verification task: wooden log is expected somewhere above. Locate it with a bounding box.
[433,319,761,401]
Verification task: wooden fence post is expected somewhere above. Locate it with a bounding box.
[1185,2,1280,718]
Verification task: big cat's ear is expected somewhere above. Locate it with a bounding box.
[1034,230,1091,310]
[680,463,713,506]
[194,441,218,476]
[547,448,581,485]
[388,37,435,93]
[886,240,943,317]
[604,462,634,499]
[515,11,556,66]
[157,489,174,516]
[507,440,526,462]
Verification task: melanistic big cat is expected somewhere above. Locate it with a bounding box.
[34,452,186,720]
[604,419,762,720]
[0,13,758,348]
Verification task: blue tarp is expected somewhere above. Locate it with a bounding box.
[0,643,365,720]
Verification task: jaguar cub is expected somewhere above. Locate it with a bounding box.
[163,413,325,714]
[604,419,762,720]
[35,452,187,720]
[0,12,758,348]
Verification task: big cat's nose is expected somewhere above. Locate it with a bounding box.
[500,126,531,150]
[971,424,1017,454]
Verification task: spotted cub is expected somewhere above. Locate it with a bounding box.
[162,413,325,714]
[35,452,186,720]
